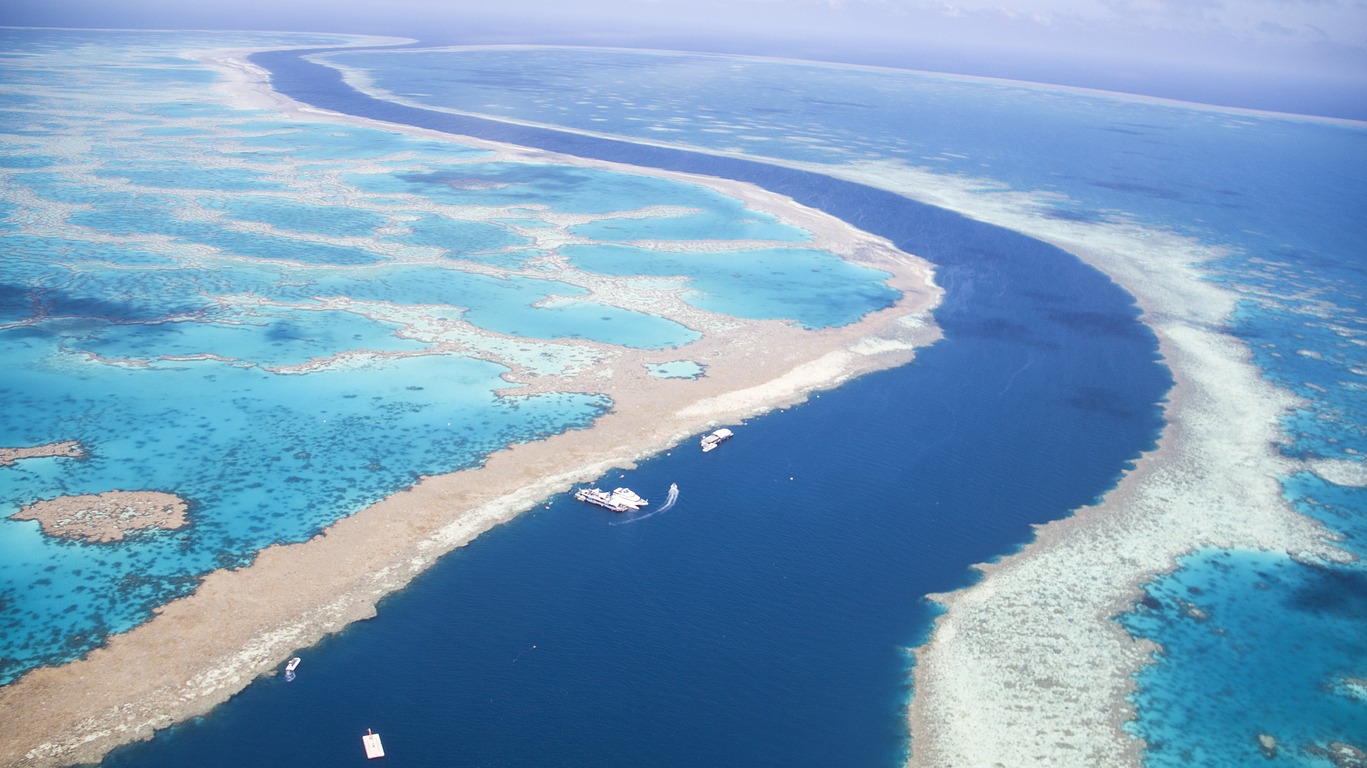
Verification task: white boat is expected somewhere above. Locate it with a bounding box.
[700,428,733,452]
[284,656,300,681]
[362,729,385,759]
[610,487,647,509]
[575,486,649,512]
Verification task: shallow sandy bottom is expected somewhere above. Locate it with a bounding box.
[0,51,942,768]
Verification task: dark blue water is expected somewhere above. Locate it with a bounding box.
[98,48,1169,766]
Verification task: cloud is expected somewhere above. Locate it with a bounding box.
[1258,19,1298,34]
[0,0,1362,116]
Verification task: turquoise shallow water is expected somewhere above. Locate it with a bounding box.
[206,197,389,238]
[562,243,898,328]
[1123,550,1367,765]
[0,30,897,684]
[383,213,530,255]
[316,45,1367,763]
[645,360,705,379]
[77,306,428,369]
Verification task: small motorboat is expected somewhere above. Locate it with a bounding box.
[700,428,733,452]
[362,728,385,759]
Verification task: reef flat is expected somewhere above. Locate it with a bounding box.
[13,491,189,544]
[0,442,84,467]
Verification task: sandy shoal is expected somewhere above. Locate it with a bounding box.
[0,52,942,768]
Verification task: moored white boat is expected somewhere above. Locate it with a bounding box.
[700,428,733,452]
[610,487,647,508]
[575,486,649,512]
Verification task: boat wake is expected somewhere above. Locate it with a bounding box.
[611,483,678,525]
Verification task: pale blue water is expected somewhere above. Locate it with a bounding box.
[0,30,892,687]
[562,243,898,329]
[384,213,531,255]
[308,46,1367,764]
[234,120,494,161]
[77,307,429,369]
[645,360,705,379]
[204,197,389,238]
[567,198,812,243]
[96,161,289,191]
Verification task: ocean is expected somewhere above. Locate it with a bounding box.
[0,29,892,685]
[294,46,1367,766]
[103,42,1171,766]
[1,33,1361,767]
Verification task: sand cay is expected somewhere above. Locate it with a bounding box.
[0,50,941,768]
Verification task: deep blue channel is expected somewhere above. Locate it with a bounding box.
[99,48,1171,767]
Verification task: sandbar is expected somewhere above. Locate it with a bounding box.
[0,48,942,768]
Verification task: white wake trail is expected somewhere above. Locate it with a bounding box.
[610,483,678,525]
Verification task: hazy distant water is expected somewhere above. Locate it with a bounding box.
[303,47,1367,765]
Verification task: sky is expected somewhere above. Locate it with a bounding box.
[3,0,1366,119]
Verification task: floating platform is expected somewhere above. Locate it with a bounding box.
[362,729,385,759]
